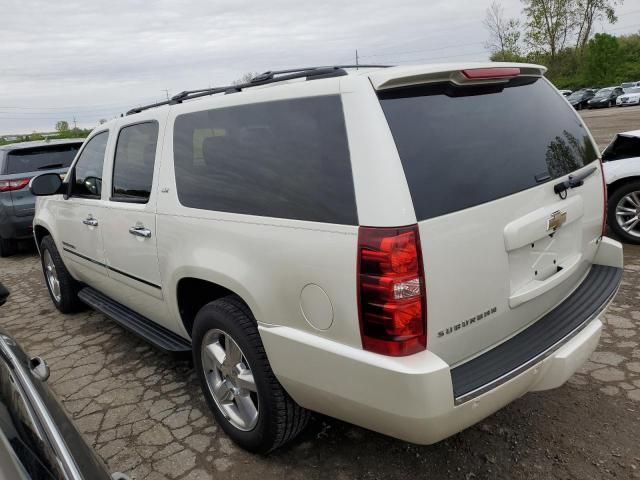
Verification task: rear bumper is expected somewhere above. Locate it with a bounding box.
[260,237,623,445]
[0,212,34,240]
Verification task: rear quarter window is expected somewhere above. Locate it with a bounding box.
[379,77,598,220]
[172,95,357,225]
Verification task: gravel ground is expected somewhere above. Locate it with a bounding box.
[0,106,639,480]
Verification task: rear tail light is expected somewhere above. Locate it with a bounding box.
[461,67,520,79]
[599,158,607,237]
[357,225,427,356]
[0,178,30,192]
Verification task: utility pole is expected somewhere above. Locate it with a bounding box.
[161,89,170,100]
[355,49,359,68]
[72,116,77,129]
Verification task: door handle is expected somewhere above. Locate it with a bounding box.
[82,217,98,227]
[129,226,152,238]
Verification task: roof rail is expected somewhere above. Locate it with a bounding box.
[126,64,391,115]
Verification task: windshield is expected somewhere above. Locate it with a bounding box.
[379,77,598,220]
[625,87,640,94]
[568,92,584,100]
[5,144,81,174]
[595,89,612,97]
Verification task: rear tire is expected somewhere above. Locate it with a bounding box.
[39,235,84,313]
[0,238,16,257]
[192,296,309,453]
[608,180,640,245]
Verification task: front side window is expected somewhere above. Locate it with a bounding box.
[71,132,108,198]
[112,122,159,202]
[172,95,357,225]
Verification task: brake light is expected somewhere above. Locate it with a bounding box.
[0,178,30,192]
[462,67,520,79]
[599,158,607,237]
[357,225,427,356]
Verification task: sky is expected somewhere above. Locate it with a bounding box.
[1,0,639,135]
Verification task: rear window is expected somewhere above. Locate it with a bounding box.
[173,95,357,225]
[5,143,81,174]
[379,77,598,220]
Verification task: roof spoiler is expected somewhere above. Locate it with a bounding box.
[371,64,547,91]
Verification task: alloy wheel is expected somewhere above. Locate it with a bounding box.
[615,191,640,238]
[43,249,62,303]
[201,329,259,431]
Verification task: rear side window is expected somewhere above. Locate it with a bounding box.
[173,95,357,225]
[379,77,598,220]
[71,132,108,198]
[5,143,81,174]
[112,122,159,202]
[602,135,640,162]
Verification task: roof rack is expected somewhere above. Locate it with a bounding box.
[126,64,391,115]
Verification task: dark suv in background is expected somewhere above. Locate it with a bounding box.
[0,139,82,256]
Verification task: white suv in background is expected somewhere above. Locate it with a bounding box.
[30,63,623,453]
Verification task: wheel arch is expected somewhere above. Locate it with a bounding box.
[175,276,257,337]
[607,175,640,198]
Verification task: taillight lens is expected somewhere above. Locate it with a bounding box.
[599,158,607,237]
[0,178,30,192]
[358,225,427,356]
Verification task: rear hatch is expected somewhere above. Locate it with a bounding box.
[375,65,604,366]
[3,143,80,216]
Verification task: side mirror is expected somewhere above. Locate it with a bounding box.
[29,173,63,196]
[0,282,9,307]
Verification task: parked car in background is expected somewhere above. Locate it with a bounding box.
[0,139,83,256]
[567,89,595,110]
[29,63,622,453]
[0,282,127,479]
[587,86,625,108]
[558,89,572,97]
[602,129,640,244]
[621,81,640,90]
[617,87,640,106]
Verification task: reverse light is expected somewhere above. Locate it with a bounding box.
[0,178,30,192]
[599,158,607,237]
[461,67,521,79]
[358,225,427,356]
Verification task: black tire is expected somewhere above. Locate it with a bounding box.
[608,180,640,245]
[39,235,84,313]
[192,296,309,453]
[0,238,16,257]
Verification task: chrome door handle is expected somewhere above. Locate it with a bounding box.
[129,226,152,238]
[82,217,98,227]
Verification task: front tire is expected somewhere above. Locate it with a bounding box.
[39,235,84,312]
[192,297,309,453]
[608,180,640,244]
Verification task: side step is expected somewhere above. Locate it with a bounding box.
[78,287,192,352]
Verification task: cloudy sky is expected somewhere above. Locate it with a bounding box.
[1,0,638,134]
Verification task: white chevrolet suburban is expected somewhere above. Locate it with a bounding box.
[29,63,624,453]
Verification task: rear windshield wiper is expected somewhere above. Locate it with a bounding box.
[37,163,65,170]
[553,166,597,198]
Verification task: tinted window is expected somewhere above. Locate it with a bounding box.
[173,96,357,224]
[5,143,81,174]
[71,132,108,198]
[602,135,640,162]
[112,122,158,202]
[379,77,598,220]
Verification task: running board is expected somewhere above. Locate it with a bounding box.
[78,287,192,352]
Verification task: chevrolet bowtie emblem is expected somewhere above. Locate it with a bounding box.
[547,210,567,231]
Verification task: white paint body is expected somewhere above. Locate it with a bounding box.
[34,62,623,444]
[602,130,640,186]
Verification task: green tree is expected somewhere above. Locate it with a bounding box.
[484,1,523,60]
[232,72,258,86]
[584,33,620,85]
[522,0,576,58]
[55,120,69,132]
[574,0,621,53]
